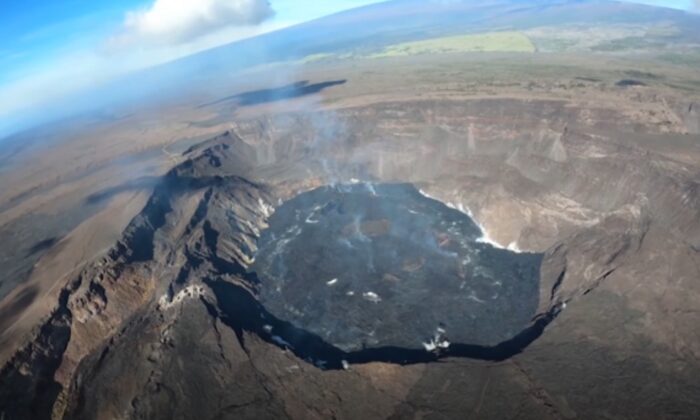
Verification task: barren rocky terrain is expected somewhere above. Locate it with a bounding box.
[0,53,699,417]
[1,0,700,416]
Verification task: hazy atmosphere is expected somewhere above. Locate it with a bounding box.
[0,0,697,136]
[1,0,700,419]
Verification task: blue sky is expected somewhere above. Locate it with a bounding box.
[0,0,383,131]
[0,1,138,84]
[0,0,695,136]
[1,0,691,75]
[0,0,381,87]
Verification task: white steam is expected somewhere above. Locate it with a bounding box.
[418,189,522,253]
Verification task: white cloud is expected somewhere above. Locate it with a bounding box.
[0,18,291,130]
[112,0,275,47]
[0,0,287,136]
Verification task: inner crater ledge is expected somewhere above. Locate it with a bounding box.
[250,183,543,354]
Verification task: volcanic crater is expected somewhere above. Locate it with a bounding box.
[2,96,699,419]
[248,182,542,362]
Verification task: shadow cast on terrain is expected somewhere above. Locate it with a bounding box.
[0,286,39,333]
[84,176,161,205]
[200,80,347,108]
[206,279,555,370]
[26,237,60,257]
[616,79,646,87]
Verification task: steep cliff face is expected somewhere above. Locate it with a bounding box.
[0,152,275,419]
[229,98,700,249]
[2,97,700,419]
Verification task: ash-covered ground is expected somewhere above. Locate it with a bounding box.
[252,183,542,353]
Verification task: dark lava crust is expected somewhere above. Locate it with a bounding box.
[251,183,543,354]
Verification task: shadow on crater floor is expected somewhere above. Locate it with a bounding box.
[207,279,555,370]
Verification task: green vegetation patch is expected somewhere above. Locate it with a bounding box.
[371,31,536,57]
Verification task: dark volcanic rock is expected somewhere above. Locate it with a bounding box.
[253,183,541,352]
